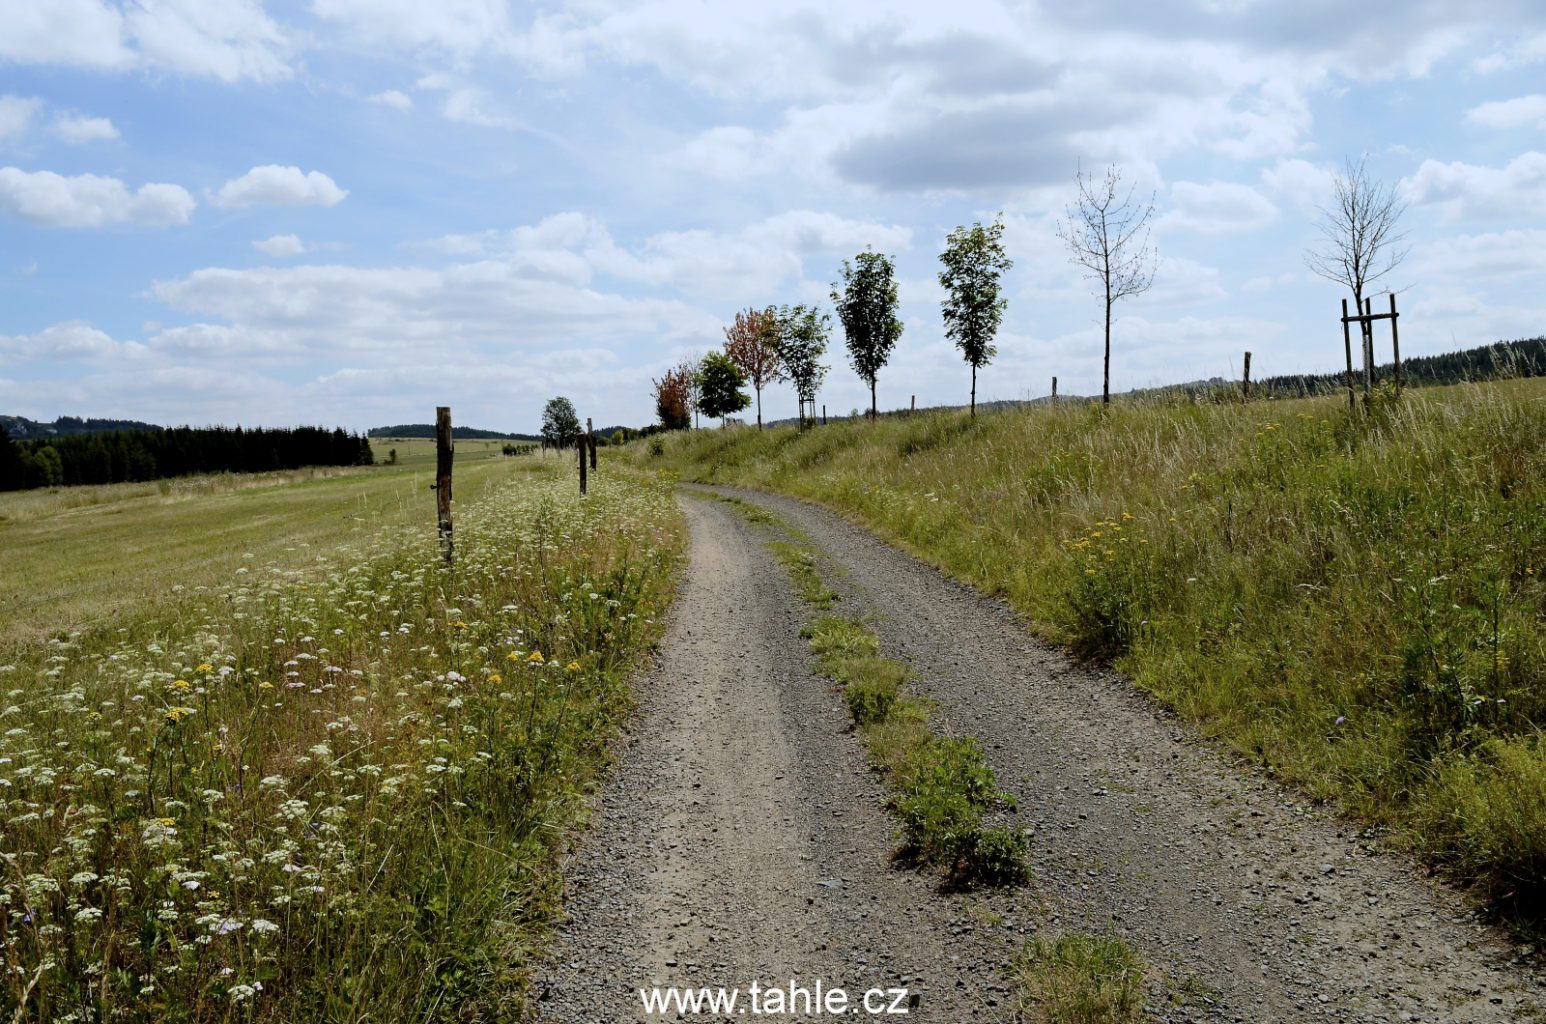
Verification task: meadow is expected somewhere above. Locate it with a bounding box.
[0,453,684,1021]
[646,379,1546,925]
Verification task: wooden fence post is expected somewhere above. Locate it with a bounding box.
[587,417,597,471]
[822,404,827,426]
[1242,351,1252,402]
[910,394,915,416]
[1389,292,1402,391]
[1341,299,1356,411]
[578,435,587,496]
[435,406,453,564]
[1051,376,1057,406]
[1363,297,1376,394]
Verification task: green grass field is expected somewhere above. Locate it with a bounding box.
[643,378,1546,926]
[0,441,560,649]
[0,451,682,1021]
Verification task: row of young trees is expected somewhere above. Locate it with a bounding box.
[650,156,1413,426]
[0,424,374,491]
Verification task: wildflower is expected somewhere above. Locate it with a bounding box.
[168,678,192,692]
[259,681,274,690]
[527,651,545,664]
[506,651,521,661]
[164,706,195,723]
[196,663,214,672]
[486,672,503,685]
[566,661,581,672]
[249,919,280,934]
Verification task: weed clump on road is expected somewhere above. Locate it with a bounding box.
[1014,931,1146,1024]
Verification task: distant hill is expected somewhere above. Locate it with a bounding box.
[0,414,162,439]
[368,424,542,441]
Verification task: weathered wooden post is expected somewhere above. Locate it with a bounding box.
[587,417,597,471]
[822,404,826,426]
[910,394,915,416]
[1051,376,1058,406]
[1364,297,1376,394]
[1389,292,1402,391]
[1341,299,1356,411]
[578,435,587,496]
[1242,351,1252,402]
[435,406,453,563]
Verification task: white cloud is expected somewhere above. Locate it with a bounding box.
[368,89,414,112]
[1160,180,1278,233]
[311,0,515,56]
[1410,228,1546,282]
[0,0,291,81]
[212,166,349,208]
[1261,158,1336,212]
[0,167,195,227]
[252,233,310,257]
[52,113,119,143]
[415,75,513,128]
[1,320,146,361]
[0,95,43,142]
[1465,94,1546,130]
[1473,31,1546,74]
[1402,151,1546,220]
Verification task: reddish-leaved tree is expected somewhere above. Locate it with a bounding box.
[651,365,693,430]
[723,306,787,429]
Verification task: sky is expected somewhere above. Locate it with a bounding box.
[2,1,1546,433]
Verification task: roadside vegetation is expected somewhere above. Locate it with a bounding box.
[0,461,683,1022]
[1014,932,1147,1024]
[718,497,1028,887]
[658,380,1546,925]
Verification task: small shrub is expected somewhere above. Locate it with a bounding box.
[1015,932,1146,1024]
[647,436,666,458]
[843,656,906,725]
[964,824,1031,886]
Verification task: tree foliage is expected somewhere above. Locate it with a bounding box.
[832,251,903,419]
[651,365,694,430]
[540,396,582,449]
[723,307,786,429]
[939,216,1013,415]
[1058,165,1157,405]
[697,351,751,424]
[771,304,831,425]
[0,424,372,492]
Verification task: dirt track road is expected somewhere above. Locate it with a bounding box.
[535,487,1543,1023]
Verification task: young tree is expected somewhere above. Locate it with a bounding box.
[697,351,751,426]
[832,250,903,420]
[771,304,831,428]
[540,396,582,449]
[939,215,1013,416]
[681,357,704,428]
[723,307,786,430]
[651,366,693,430]
[1304,156,1408,382]
[1058,165,1157,405]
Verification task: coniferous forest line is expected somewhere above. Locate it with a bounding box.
[0,424,373,492]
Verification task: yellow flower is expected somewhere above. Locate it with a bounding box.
[486,672,503,685]
[155,817,175,828]
[527,651,545,664]
[566,661,581,672]
[196,663,213,673]
[164,706,195,723]
[258,682,275,690]
[453,620,467,629]
[168,679,191,691]
[1085,568,1097,575]
[506,651,521,662]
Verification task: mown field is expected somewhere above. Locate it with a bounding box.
[644,379,1546,926]
[0,453,683,1021]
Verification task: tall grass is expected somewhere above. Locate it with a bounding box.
[648,380,1546,922]
[0,465,683,1021]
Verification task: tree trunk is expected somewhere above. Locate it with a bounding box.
[970,363,977,416]
[870,379,877,421]
[756,384,762,430]
[1103,294,1113,406]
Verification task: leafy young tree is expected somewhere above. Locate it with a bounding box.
[939,215,1013,416]
[723,307,786,430]
[1057,165,1157,405]
[1304,156,1409,382]
[832,250,903,420]
[772,304,831,428]
[696,351,751,425]
[651,365,693,430]
[681,357,704,428]
[540,396,582,449]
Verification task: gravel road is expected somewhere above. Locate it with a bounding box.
[697,484,1544,1024]
[534,486,1543,1023]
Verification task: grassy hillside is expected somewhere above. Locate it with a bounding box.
[647,379,1546,923]
[0,458,684,1020]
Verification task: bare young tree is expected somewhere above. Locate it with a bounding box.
[1304,157,1408,381]
[1057,165,1157,405]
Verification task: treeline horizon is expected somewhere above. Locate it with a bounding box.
[0,424,373,492]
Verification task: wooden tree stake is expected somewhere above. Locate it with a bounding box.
[587,417,597,471]
[1341,299,1356,411]
[578,433,587,496]
[1242,351,1252,402]
[435,406,454,563]
[1389,292,1402,391]
[1051,375,1058,406]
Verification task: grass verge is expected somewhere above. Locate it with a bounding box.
[651,381,1546,926]
[0,463,684,1022]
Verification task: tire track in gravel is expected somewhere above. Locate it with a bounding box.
[700,483,1545,1024]
[534,495,1028,1023]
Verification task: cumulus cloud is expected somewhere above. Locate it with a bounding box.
[1465,94,1546,130]
[1,320,146,361]
[1402,151,1546,220]
[1410,228,1546,282]
[252,233,310,257]
[212,166,349,208]
[1160,180,1278,233]
[0,167,195,227]
[0,0,291,81]
[52,113,119,143]
[368,90,413,112]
